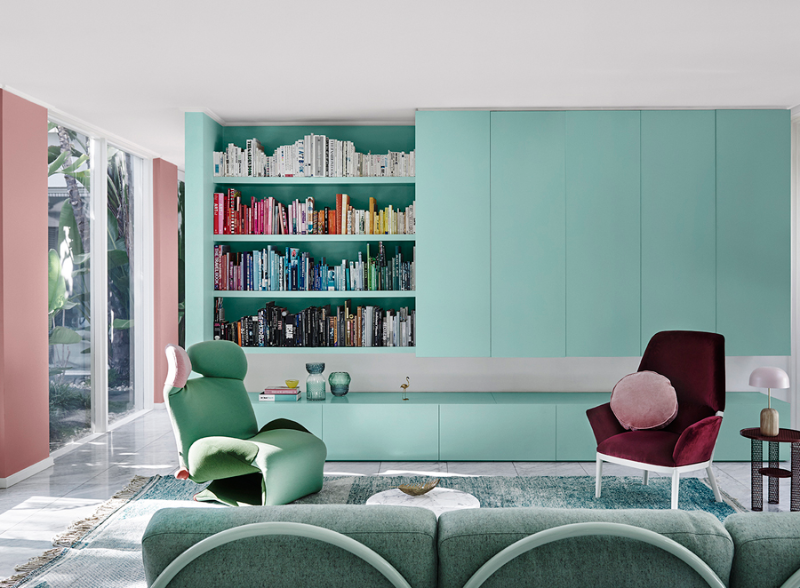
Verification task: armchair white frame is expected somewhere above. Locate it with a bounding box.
[594,411,725,510]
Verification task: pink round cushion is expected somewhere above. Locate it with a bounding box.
[610,371,678,431]
[165,344,192,389]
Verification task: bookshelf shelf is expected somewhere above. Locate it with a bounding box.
[242,347,415,354]
[213,177,415,186]
[186,116,417,354]
[213,234,415,243]
[216,291,415,299]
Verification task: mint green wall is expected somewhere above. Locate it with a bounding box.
[415,111,491,357]
[491,112,566,357]
[185,113,223,348]
[566,111,641,357]
[716,110,791,356]
[641,111,717,350]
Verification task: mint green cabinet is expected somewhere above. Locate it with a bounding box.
[440,402,556,461]
[415,111,491,357]
[716,110,791,356]
[554,394,610,460]
[715,393,790,461]
[641,111,717,350]
[322,403,439,460]
[249,394,323,439]
[565,111,641,357]
[491,112,566,357]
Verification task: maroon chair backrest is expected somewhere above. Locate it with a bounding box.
[638,330,725,435]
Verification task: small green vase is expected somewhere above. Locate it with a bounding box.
[328,372,351,397]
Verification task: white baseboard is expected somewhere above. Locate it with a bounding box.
[0,456,55,488]
[153,402,166,410]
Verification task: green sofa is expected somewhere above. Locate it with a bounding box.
[142,505,800,588]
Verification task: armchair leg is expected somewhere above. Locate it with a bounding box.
[643,470,649,486]
[595,455,603,498]
[706,464,722,502]
[671,470,680,509]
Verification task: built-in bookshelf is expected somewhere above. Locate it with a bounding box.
[184,117,416,354]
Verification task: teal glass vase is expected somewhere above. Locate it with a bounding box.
[305,363,326,401]
[329,372,351,397]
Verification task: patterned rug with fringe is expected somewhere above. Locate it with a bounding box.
[2,474,743,587]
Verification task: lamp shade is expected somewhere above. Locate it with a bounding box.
[749,366,790,389]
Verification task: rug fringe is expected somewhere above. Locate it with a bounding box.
[0,548,64,588]
[0,475,157,588]
[52,474,155,548]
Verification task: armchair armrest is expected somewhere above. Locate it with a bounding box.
[586,403,626,446]
[673,415,723,466]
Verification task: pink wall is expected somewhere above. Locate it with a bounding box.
[153,158,178,404]
[0,90,50,479]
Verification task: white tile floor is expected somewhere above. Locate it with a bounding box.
[0,408,794,580]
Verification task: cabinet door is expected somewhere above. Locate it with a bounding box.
[565,111,641,357]
[415,111,491,357]
[491,112,566,357]
[716,110,791,356]
[641,111,716,350]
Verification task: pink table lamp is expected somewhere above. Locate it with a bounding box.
[749,366,790,436]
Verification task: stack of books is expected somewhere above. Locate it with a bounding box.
[213,190,415,236]
[259,387,302,402]
[212,135,415,178]
[214,298,415,348]
[213,242,415,292]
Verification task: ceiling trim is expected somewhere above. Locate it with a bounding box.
[1,84,162,161]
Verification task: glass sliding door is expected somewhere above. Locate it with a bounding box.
[107,146,143,422]
[47,123,93,451]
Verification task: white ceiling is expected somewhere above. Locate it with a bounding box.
[3,0,800,169]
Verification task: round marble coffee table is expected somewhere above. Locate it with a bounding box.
[365,488,480,518]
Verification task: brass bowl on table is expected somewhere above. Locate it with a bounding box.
[398,478,440,496]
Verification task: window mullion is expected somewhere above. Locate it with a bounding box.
[90,137,108,433]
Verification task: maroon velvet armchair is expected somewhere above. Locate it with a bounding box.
[587,330,725,509]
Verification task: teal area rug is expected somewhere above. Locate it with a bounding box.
[4,474,742,587]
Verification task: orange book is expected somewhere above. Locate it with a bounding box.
[369,197,376,234]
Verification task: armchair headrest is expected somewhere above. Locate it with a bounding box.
[186,340,248,380]
[164,344,192,390]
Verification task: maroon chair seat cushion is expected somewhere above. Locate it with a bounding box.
[598,430,681,467]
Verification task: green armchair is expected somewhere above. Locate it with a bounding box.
[163,341,327,506]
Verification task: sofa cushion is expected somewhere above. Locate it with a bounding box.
[725,512,800,588]
[611,371,678,430]
[142,504,437,588]
[437,507,732,588]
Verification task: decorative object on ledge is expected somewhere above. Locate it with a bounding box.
[285,379,299,388]
[401,376,410,401]
[398,478,440,496]
[329,372,351,397]
[305,363,326,401]
[749,366,790,436]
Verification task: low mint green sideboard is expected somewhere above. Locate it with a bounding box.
[249,392,789,462]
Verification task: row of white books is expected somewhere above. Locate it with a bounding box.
[213,135,415,178]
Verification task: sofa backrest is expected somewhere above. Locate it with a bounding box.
[142,504,438,588]
[725,512,800,588]
[437,507,733,588]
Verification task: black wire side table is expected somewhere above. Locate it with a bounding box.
[739,427,800,512]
